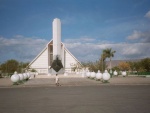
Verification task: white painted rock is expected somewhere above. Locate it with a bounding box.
[64,72,68,76]
[76,72,79,75]
[35,72,38,76]
[11,74,20,83]
[102,70,110,81]
[91,72,96,78]
[48,73,51,76]
[18,74,24,81]
[82,71,86,77]
[86,72,90,77]
[113,70,118,76]
[23,73,28,79]
[96,72,102,80]
[26,73,31,78]
[122,71,127,76]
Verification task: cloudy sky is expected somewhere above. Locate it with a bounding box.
[0,0,150,63]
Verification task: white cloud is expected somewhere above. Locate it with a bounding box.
[64,36,96,43]
[127,30,150,43]
[127,30,141,40]
[0,35,150,63]
[0,36,48,62]
[145,10,150,19]
[65,42,150,62]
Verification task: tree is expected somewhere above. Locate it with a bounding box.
[18,62,29,73]
[118,62,130,71]
[0,59,29,76]
[112,66,120,72]
[99,53,107,72]
[81,60,106,73]
[0,59,19,75]
[127,58,150,73]
[140,58,150,72]
[30,69,37,72]
[128,61,140,73]
[103,48,116,69]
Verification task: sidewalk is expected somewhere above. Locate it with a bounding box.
[0,74,150,87]
[0,77,12,87]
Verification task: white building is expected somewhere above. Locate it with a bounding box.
[28,18,82,74]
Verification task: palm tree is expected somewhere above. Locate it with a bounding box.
[103,48,116,69]
[99,52,108,72]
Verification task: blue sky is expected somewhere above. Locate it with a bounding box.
[0,0,150,63]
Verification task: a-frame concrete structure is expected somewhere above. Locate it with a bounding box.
[28,40,82,74]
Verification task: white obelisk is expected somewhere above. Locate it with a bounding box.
[53,18,61,60]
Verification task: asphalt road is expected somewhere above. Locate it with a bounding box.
[0,85,150,113]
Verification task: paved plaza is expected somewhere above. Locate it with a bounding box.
[24,75,150,87]
[0,74,150,113]
[0,85,150,113]
[0,74,150,87]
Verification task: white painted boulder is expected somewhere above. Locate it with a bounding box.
[113,70,118,76]
[76,72,79,75]
[96,70,102,80]
[102,70,110,82]
[35,72,38,76]
[26,73,31,79]
[91,72,96,78]
[86,71,90,78]
[23,73,28,80]
[64,72,68,76]
[11,72,20,83]
[18,74,24,81]
[122,71,127,77]
[81,70,86,77]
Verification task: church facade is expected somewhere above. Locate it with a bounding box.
[28,18,82,74]
[28,40,82,74]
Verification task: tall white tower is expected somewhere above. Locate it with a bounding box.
[52,18,61,60]
[28,18,82,74]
